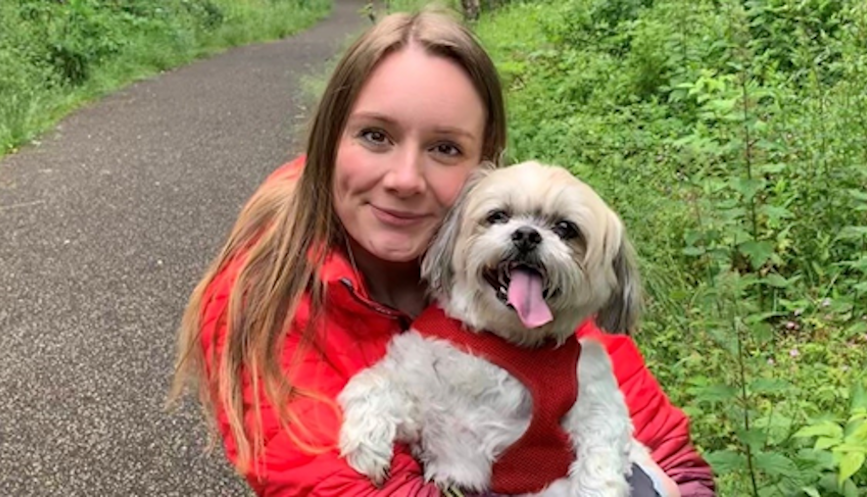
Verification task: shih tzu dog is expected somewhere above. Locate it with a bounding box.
[338,161,646,496]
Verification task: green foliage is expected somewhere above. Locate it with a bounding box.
[0,0,331,156]
[474,0,867,494]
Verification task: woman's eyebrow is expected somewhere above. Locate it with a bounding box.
[431,126,477,140]
[347,112,396,125]
[348,112,476,140]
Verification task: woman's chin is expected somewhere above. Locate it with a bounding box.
[367,240,425,263]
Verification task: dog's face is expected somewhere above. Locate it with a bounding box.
[422,161,641,345]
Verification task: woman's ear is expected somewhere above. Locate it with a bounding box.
[421,165,492,298]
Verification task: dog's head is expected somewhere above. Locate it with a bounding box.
[422,160,641,346]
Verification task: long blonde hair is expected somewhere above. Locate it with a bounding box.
[169,9,507,474]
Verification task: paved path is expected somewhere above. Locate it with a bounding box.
[0,1,367,494]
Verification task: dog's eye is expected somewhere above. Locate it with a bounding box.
[553,220,580,240]
[485,209,510,224]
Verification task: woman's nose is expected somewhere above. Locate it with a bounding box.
[382,148,426,197]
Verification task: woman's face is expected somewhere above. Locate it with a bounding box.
[333,45,486,263]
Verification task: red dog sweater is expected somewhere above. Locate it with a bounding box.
[413,305,581,495]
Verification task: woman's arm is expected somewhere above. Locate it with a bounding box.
[243,437,440,497]
[198,257,441,497]
[578,323,716,496]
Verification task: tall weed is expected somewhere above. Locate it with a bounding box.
[474,0,867,494]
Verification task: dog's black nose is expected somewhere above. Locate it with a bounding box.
[511,226,542,252]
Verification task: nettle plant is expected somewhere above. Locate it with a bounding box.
[669,1,867,495]
[478,0,867,492]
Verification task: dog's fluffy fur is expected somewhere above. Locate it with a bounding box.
[338,161,646,496]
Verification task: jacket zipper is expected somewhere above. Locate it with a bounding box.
[339,278,411,327]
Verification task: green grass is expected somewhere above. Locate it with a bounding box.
[0,0,332,158]
[469,0,867,495]
[365,1,867,492]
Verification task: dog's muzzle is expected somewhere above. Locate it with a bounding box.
[483,260,550,304]
[484,257,557,328]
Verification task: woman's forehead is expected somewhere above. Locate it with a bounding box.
[348,47,485,136]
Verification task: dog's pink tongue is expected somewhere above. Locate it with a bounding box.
[507,268,553,329]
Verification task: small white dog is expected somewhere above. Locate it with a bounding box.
[338,161,646,496]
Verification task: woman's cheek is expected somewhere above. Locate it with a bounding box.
[437,166,478,209]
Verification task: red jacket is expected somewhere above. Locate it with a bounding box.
[198,157,716,496]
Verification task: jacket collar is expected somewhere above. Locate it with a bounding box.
[318,247,411,325]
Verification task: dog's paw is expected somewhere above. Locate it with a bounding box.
[339,422,395,486]
[569,479,630,497]
[569,454,631,497]
[340,440,394,486]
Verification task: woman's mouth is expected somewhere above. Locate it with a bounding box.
[370,205,430,227]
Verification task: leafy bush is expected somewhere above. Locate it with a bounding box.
[474,0,867,494]
[0,0,331,155]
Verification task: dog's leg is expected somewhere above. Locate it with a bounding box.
[337,360,418,486]
[563,339,633,497]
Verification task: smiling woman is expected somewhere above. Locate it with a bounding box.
[169,7,715,497]
[334,44,487,316]
[170,9,507,496]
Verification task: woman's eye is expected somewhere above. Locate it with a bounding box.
[553,220,580,240]
[486,209,510,224]
[359,129,389,146]
[433,142,461,157]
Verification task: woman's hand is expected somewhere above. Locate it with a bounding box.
[630,448,682,497]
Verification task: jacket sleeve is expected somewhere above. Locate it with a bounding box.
[580,325,717,496]
[248,440,441,497]
[198,251,440,497]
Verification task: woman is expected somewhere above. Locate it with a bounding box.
[169,9,716,497]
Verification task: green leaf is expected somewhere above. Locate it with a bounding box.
[844,419,867,443]
[850,382,867,411]
[695,384,739,403]
[749,378,792,395]
[754,451,799,477]
[838,451,865,488]
[844,419,867,442]
[758,204,794,221]
[759,163,787,174]
[844,322,867,340]
[708,97,738,115]
[683,246,706,256]
[731,177,765,201]
[736,427,766,450]
[705,449,746,474]
[835,442,867,454]
[794,421,844,440]
[745,311,785,324]
[819,473,840,492]
[843,480,858,497]
[847,189,867,202]
[801,486,821,497]
[757,486,784,497]
[796,448,836,471]
[739,240,775,268]
[838,226,867,240]
[762,273,790,288]
[750,321,774,344]
[816,437,839,450]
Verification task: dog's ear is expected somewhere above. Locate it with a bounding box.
[421,164,492,297]
[595,214,642,334]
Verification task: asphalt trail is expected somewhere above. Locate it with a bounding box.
[0,1,367,494]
